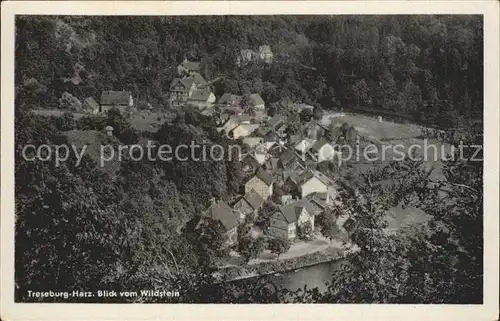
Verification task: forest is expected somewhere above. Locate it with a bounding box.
[16,15,483,127]
[14,15,483,304]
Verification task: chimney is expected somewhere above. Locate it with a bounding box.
[105,126,114,137]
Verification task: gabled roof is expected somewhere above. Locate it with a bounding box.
[170,77,194,91]
[310,138,331,153]
[190,72,208,87]
[241,153,261,169]
[295,170,315,186]
[295,138,317,153]
[282,170,301,183]
[235,114,251,123]
[255,168,274,186]
[218,93,242,105]
[188,89,213,101]
[181,77,195,90]
[263,157,280,172]
[268,114,286,128]
[279,148,297,165]
[313,170,335,187]
[244,189,265,210]
[100,90,131,105]
[263,131,279,143]
[249,93,265,106]
[277,199,316,223]
[232,123,260,135]
[202,199,239,231]
[220,105,244,115]
[84,97,99,109]
[307,192,329,209]
[201,106,215,116]
[242,137,264,148]
[294,199,320,217]
[180,59,201,71]
[278,203,298,223]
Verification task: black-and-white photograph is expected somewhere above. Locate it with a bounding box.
[3,3,497,315]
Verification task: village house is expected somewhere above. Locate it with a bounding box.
[177,57,201,76]
[236,49,255,66]
[309,138,338,163]
[241,153,261,174]
[284,169,337,199]
[169,72,211,108]
[250,93,265,111]
[190,72,208,87]
[200,106,216,117]
[262,131,279,143]
[236,45,274,66]
[232,189,265,222]
[218,114,251,134]
[242,137,264,149]
[169,77,196,108]
[258,45,274,63]
[200,198,240,245]
[245,168,274,200]
[294,138,317,157]
[231,123,260,139]
[274,148,305,171]
[306,192,333,215]
[268,199,318,240]
[218,93,243,107]
[302,120,328,140]
[267,114,287,131]
[100,90,134,114]
[249,93,266,120]
[261,157,281,173]
[186,88,216,109]
[82,97,99,114]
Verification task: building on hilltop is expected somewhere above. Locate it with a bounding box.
[177,57,201,76]
[258,45,274,63]
[236,45,274,66]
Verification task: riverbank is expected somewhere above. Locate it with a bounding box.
[216,244,352,283]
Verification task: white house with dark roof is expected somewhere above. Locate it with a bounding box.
[100,90,133,114]
[269,199,317,240]
[187,88,216,108]
[286,169,337,199]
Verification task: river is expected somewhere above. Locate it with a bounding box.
[229,258,346,302]
[268,259,345,294]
